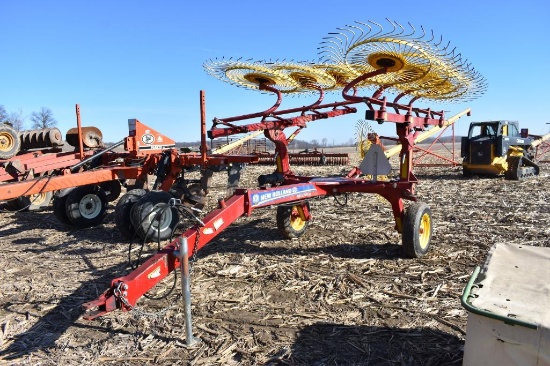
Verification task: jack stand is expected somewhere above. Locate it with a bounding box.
[178,237,201,347]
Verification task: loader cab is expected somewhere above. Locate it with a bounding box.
[461,121,502,165]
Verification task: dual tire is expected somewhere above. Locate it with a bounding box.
[53,185,108,227]
[51,181,122,227]
[115,190,180,242]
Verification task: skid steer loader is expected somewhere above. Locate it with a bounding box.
[461,120,542,180]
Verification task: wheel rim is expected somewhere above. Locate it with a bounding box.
[30,192,48,206]
[290,206,306,231]
[147,204,173,231]
[79,193,103,219]
[418,212,431,249]
[0,131,15,152]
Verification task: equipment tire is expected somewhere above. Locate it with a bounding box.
[9,191,53,211]
[183,183,206,210]
[131,190,179,242]
[114,188,147,239]
[276,201,310,239]
[65,185,108,228]
[100,180,122,202]
[53,188,74,225]
[0,124,21,160]
[402,202,432,258]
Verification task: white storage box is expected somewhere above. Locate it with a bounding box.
[461,243,550,366]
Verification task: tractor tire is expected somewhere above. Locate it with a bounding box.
[131,190,179,242]
[53,188,75,225]
[65,185,108,228]
[100,180,122,202]
[114,188,147,239]
[0,124,21,160]
[8,191,53,211]
[402,202,432,258]
[276,201,310,239]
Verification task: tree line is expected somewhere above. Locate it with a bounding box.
[0,105,58,131]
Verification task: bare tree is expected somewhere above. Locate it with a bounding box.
[30,107,57,129]
[321,137,327,147]
[0,105,8,123]
[6,110,25,131]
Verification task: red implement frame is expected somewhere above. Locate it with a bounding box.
[0,104,258,201]
[0,105,97,183]
[83,68,455,319]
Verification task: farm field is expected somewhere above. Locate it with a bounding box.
[0,151,549,365]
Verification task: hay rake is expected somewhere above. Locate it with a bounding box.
[84,19,484,325]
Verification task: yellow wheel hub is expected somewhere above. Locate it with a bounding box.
[290,206,306,231]
[0,131,15,151]
[30,192,48,206]
[418,213,431,249]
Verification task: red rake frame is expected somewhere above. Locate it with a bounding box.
[83,68,455,319]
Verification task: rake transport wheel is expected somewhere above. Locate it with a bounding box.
[65,185,108,228]
[402,202,432,258]
[0,124,21,160]
[276,201,311,239]
[114,188,148,239]
[131,190,180,242]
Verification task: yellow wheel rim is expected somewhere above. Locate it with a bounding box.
[290,205,306,231]
[0,131,16,152]
[418,213,431,249]
[30,193,48,206]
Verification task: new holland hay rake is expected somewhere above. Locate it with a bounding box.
[83,19,485,322]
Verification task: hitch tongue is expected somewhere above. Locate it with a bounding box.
[82,291,118,320]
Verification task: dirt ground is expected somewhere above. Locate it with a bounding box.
[0,149,549,365]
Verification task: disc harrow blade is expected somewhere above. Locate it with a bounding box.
[66,126,104,148]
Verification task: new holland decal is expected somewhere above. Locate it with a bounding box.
[251,184,316,207]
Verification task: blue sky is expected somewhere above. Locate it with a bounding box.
[2,0,549,144]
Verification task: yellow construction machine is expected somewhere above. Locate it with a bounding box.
[461,120,550,180]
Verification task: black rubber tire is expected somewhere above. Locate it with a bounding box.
[0,124,21,160]
[12,191,53,211]
[276,201,311,239]
[402,202,432,258]
[114,188,147,239]
[131,190,179,242]
[53,188,74,225]
[65,185,108,228]
[100,180,122,202]
[5,199,24,211]
[183,183,206,210]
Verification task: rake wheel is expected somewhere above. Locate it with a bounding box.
[355,119,374,159]
[314,62,364,91]
[203,59,299,92]
[319,19,487,101]
[267,61,337,93]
